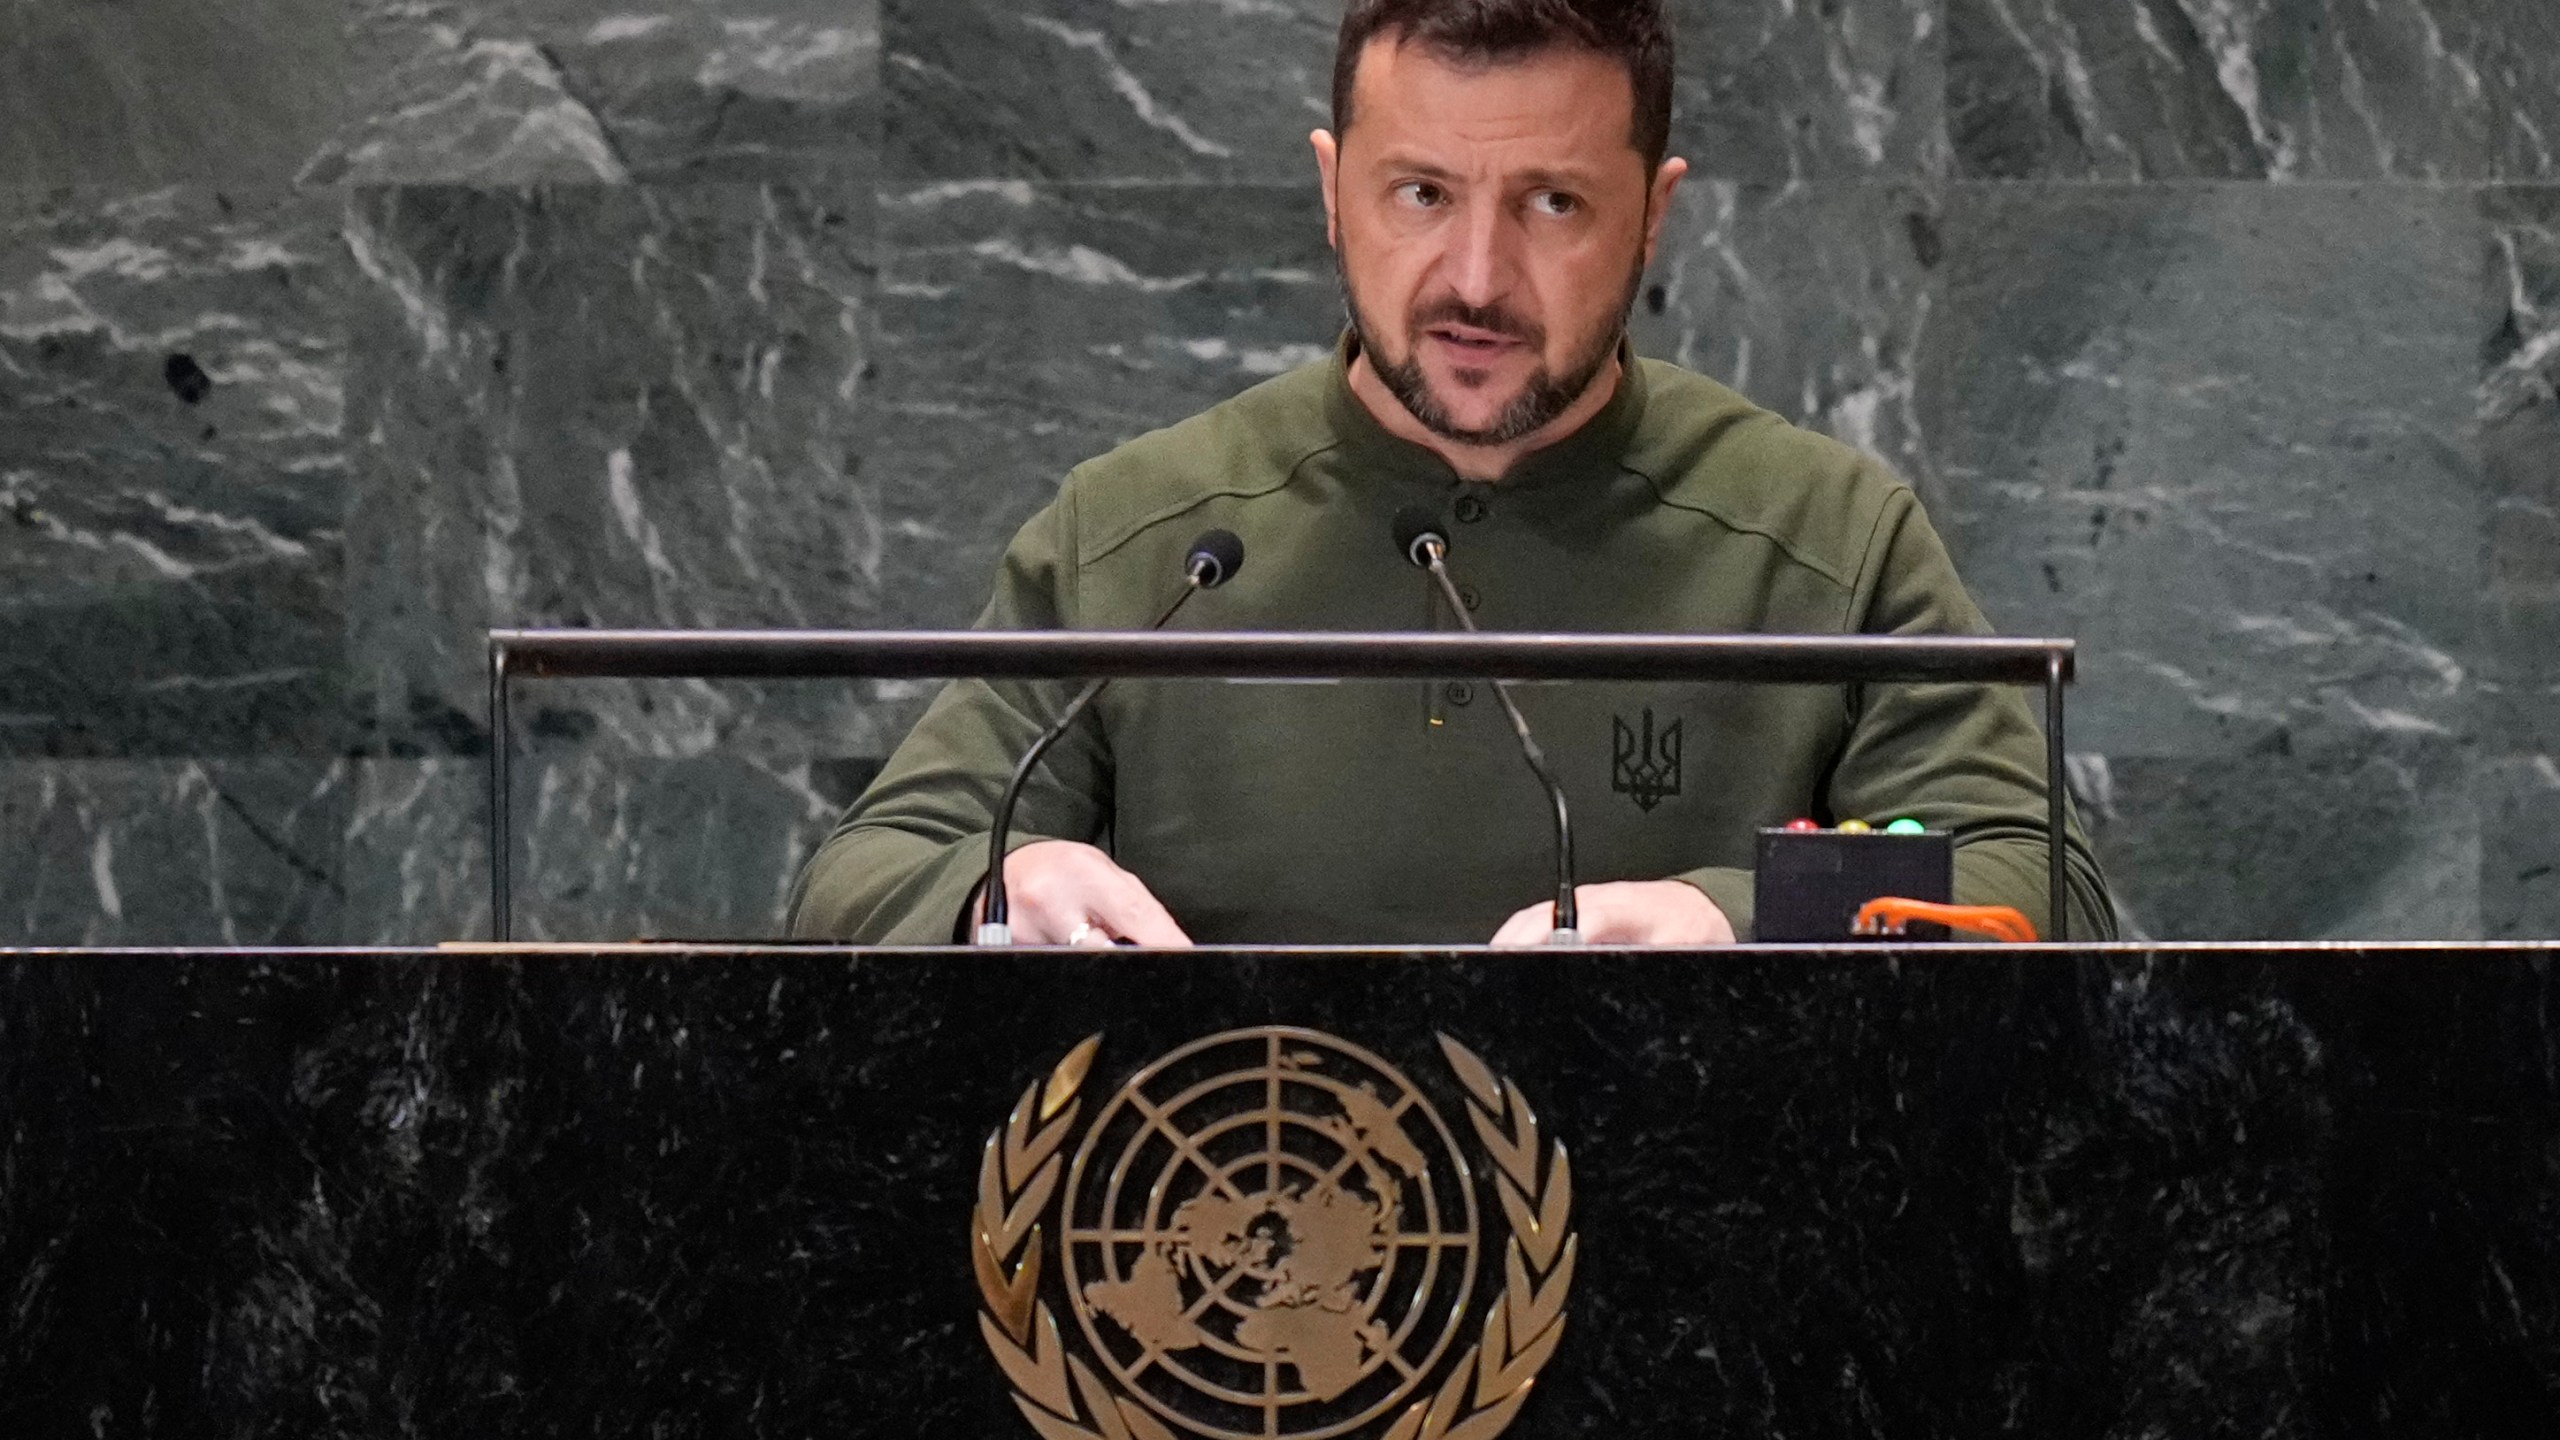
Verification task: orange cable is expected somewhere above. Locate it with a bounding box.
[1852,897,2039,944]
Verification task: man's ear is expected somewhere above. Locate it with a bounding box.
[1311,129,1342,250]
[1642,156,1688,268]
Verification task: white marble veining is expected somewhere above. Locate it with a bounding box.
[1953,0,2560,179]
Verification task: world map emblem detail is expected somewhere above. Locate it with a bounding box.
[971,1027,1577,1440]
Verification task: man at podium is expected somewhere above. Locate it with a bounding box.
[791,0,2115,947]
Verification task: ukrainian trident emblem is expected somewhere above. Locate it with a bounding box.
[970,1028,1576,1439]
[1611,708,1682,812]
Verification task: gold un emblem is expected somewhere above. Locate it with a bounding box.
[972,1027,1577,1440]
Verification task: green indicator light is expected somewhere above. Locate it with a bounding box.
[1884,817,1927,835]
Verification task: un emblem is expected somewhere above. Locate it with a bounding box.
[972,1028,1577,1440]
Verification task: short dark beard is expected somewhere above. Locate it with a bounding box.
[1341,249,1644,448]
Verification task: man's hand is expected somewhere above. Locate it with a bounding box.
[1488,880,1737,947]
[985,840,1193,947]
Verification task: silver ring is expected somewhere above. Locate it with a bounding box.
[1066,921,1096,947]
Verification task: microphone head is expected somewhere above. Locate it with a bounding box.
[1184,528,1245,588]
[1390,506,1447,569]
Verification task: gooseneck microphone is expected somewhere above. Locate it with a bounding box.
[1391,506,1581,943]
[975,529,1244,945]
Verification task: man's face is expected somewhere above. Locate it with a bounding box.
[1319,37,1680,447]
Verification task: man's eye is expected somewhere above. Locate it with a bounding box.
[1531,191,1580,218]
[1396,182,1445,208]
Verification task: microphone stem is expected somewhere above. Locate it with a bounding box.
[1421,552,1579,938]
[980,574,1207,935]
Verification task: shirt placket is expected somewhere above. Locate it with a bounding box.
[1423,482,1495,731]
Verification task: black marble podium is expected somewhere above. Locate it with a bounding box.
[1,944,2555,1437]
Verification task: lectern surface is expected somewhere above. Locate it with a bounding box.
[0,944,2553,1437]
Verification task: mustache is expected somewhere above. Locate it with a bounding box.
[1410,298,1544,348]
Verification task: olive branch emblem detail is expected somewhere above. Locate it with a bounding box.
[970,1032,1576,1440]
[973,1034,1179,1440]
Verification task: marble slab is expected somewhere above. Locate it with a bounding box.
[886,0,1946,185]
[1667,0,1946,183]
[2483,756,2560,941]
[335,180,924,946]
[343,181,885,762]
[872,180,1338,627]
[317,0,880,186]
[342,758,494,944]
[507,750,870,942]
[1919,182,2491,938]
[346,737,909,946]
[0,947,2553,1433]
[2470,186,2554,942]
[2071,743,2480,942]
[0,0,341,190]
[2484,186,2560,761]
[1629,179,1939,483]
[0,187,349,758]
[1949,0,2560,181]
[0,760,347,946]
[884,0,1337,182]
[1920,182,2482,762]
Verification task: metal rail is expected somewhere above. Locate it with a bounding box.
[486,630,2078,942]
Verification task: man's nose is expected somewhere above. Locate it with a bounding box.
[1442,198,1520,308]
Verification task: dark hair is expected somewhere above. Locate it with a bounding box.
[1331,0,1675,172]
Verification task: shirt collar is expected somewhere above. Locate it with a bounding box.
[1323,330,1649,494]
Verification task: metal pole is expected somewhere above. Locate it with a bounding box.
[488,629,2075,686]
[488,640,513,943]
[2047,651,2068,944]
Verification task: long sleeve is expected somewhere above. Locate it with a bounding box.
[1823,484,2114,941]
[787,490,1110,944]
[1669,482,2114,942]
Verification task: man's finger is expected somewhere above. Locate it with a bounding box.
[1005,887,1083,946]
[1562,892,1637,944]
[1016,909,1082,946]
[1089,877,1194,949]
[1486,902,1554,948]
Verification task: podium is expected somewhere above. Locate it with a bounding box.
[2,942,2555,1435]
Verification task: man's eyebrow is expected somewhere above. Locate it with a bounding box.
[1368,154,1606,188]
[1373,152,1460,180]
[1511,166,1603,190]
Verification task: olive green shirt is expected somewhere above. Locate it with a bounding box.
[791,344,2115,944]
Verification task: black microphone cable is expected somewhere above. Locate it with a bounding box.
[1391,506,1580,942]
[975,529,1244,945]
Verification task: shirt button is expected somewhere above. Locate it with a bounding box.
[1458,584,1481,611]
[1454,494,1488,523]
[1445,682,1474,706]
